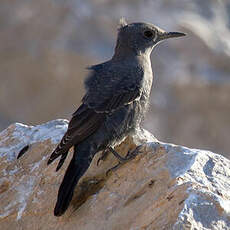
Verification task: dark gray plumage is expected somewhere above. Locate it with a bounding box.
[47,20,185,216]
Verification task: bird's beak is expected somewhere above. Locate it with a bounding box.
[158,31,186,41]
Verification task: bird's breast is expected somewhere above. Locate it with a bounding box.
[140,64,153,109]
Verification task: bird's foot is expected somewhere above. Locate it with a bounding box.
[106,145,143,176]
[109,145,142,163]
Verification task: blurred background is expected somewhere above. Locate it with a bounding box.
[0,0,229,158]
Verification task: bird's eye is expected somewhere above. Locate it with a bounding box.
[144,30,154,38]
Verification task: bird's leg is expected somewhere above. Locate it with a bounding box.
[97,146,132,166]
[109,145,143,162]
[108,147,129,162]
[106,145,143,175]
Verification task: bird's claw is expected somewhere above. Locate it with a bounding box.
[97,157,103,166]
[97,150,109,166]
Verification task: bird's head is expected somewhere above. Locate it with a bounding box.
[114,19,185,58]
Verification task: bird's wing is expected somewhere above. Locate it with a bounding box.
[48,63,143,169]
[83,62,143,113]
[47,104,105,168]
[82,82,141,113]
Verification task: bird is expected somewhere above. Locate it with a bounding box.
[47,19,185,216]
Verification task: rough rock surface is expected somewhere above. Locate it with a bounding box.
[0,120,230,230]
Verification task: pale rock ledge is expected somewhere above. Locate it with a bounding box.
[0,119,230,230]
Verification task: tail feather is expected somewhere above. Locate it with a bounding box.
[56,152,68,172]
[47,134,72,165]
[54,156,91,216]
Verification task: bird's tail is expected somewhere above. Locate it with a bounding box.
[54,151,92,216]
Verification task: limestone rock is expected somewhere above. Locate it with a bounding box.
[0,120,230,230]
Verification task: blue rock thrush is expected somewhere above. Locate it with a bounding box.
[47,19,185,216]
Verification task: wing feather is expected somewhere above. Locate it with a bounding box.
[47,104,105,166]
[48,62,144,169]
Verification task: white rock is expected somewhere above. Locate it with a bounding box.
[0,120,229,230]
